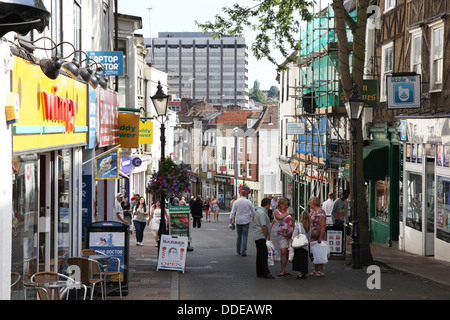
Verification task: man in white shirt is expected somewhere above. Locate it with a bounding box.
[322,192,335,225]
[230,190,256,256]
[114,193,128,224]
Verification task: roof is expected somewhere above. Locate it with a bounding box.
[210,110,253,125]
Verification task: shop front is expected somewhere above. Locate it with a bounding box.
[400,117,450,262]
[214,174,233,210]
[10,56,88,299]
[365,126,401,247]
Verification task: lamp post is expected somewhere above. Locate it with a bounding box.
[344,83,364,270]
[151,81,169,250]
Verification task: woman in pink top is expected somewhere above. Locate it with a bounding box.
[273,198,295,276]
[309,196,327,276]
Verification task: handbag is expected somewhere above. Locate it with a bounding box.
[292,232,309,248]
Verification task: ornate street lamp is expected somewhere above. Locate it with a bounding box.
[344,83,364,270]
[151,81,170,250]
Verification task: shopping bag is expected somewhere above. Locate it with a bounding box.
[311,241,330,264]
[288,245,294,262]
[266,240,279,264]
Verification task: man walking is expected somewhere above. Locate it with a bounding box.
[229,190,255,256]
[254,198,274,279]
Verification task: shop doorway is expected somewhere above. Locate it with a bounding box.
[425,158,435,256]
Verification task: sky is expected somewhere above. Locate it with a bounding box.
[118,0,287,90]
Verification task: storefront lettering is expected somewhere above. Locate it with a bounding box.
[40,91,77,132]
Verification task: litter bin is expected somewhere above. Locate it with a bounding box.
[86,221,130,296]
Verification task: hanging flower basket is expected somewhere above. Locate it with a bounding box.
[147,158,191,196]
[238,183,251,195]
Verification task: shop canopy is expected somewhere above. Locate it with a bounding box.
[0,0,50,37]
[343,144,389,181]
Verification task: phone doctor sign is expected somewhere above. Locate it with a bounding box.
[387,75,421,109]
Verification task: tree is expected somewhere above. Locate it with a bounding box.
[249,87,266,104]
[267,85,280,100]
[253,80,260,90]
[197,0,374,265]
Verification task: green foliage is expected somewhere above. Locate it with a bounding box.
[195,0,315,69]
[249,87,267,103]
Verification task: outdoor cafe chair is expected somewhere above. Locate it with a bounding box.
[67,257,107,300]
[30,271,87,300]
[81,249,123,299]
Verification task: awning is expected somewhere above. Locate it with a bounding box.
[0,0,50,37]
[343,144,389,181]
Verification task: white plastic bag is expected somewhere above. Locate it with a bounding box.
[288,245,294,262]
[311,241,330,264]
[266,240,279,264]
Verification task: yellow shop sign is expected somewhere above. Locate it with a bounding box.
[12,57,88,154]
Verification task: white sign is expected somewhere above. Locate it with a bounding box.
[287,122,306,135]
[387,75,421,109]
[157,235,188,273]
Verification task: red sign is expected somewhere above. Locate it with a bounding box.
[40,91,77,132]
[98,88,119,147]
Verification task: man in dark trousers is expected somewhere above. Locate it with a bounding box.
[253,198,274,279]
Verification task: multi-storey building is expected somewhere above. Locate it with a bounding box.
[373,0,450,262]
[146,32,249,108]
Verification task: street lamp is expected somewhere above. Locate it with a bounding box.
[151,81,169,250]
[344,83,364,270]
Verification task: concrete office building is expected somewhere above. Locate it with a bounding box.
[146,32,249,108]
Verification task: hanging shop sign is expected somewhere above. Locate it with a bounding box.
[12,57,88,154]
[118,114,140,149]
[339,80,377,108]
[139,120,154,145]
[87,51,124,76]
[387,75,421,109]
[98,88,119,147]
[95,146,119,180]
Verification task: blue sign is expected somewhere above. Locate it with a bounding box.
[400,120,407,141]
[87,51,124,76]
[387,75,421,109]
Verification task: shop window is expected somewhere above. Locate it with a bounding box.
[406,173,422,231]
[11,156,39,300]
[437,177,450,243]
[57,149,72,273]
[376,178,389,222]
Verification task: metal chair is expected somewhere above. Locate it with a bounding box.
[67,257,107,300]
[30,271,87,300]
[81,249,123,298]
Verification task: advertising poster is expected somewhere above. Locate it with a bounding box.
[119,114,140,149]
[89,231,126,278]
[326,229,344,254]
[95,147,119,180]
[157,235,188,273]
[169,206,191,238]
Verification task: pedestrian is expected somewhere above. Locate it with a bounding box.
[173,194,180,206]
[147,200,169,245]
[230,196,237,210]
[121,196,132,226]
[114,193,128,224]
[273,198,295,276]
[179,196,187,206]
[191,195,203,228]
[322,192,335,225]
[133,196,149,246]
[211,195,220,222]
[292,211,311,279]
[309,196,327,277]
[204,196,211,222]
[270,197,278,214]
[331,190,350,229]
[253,198,275,279]
[229,190,256,256]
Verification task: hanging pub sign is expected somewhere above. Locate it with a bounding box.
[387,74,421,109]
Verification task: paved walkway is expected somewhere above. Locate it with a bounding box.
[110,220,450,300]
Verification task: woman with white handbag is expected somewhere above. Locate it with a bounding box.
[291,211,311,279]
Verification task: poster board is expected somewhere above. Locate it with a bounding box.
[169,206,191,238]
[326,226,345,255]
[157,235,188,273]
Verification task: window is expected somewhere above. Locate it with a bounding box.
[51,0,63,55]
[247,137,253,154]
[430,22,444,90]
[406,172,422,231]
[380,42,393,101]
[238,137,244,153]
[247,161,252,178]
[238,161,244,176]
[385,0,395,12]
[74,0,81,52]
[410,29,422,74]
